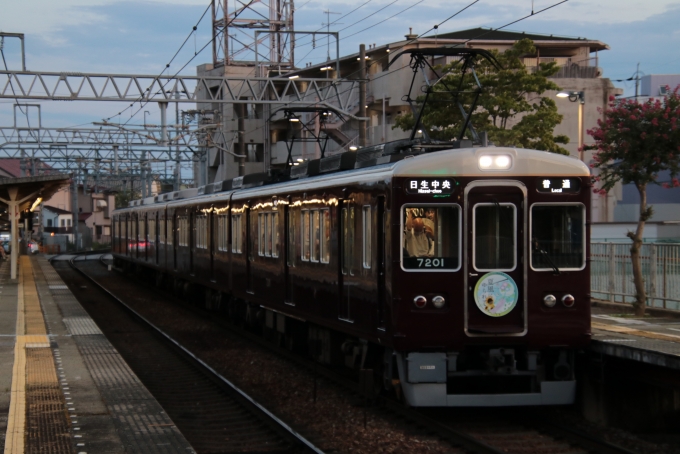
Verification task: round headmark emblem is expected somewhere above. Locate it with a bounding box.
[473,272,519,317]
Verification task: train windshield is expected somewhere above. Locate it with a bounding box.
[402,205,461,271]
[531,204,586,271]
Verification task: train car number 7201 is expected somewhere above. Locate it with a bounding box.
[416,258,445,268]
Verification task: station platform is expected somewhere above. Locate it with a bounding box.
[0,255,194,454]
[591,302,680,371]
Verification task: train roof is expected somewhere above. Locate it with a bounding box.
[115,146,589,213]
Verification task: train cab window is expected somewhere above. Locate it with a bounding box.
[342,207,355,274]
[530,204,586,271]
[231,214,243,253]
[473,203,516,271]
[402,205,461,271]
[362,205,371,269]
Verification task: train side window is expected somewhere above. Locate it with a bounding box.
[217,214,227,251]
[320,209,330,264]
[178,216,189,247]
[272,212,279,258]
[265,213,272,257]
[311,209,320,262]
[362,205,371,269]
[342,207,355,275]
[159,218,165,244]
[138,218,144,243]
[231,214,243,254]
[258,213,265,256]
[148,218,156,245]
[196,215,207,249]
[530,204,586,271]
[301,210,310,261]
[287,210,295,266]
[473,203,516,271]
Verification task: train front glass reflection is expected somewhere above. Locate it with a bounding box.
[402,205,460,270]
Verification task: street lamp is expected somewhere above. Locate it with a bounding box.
[556,91,585,161]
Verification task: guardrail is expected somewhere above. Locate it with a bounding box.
[591,242,680,311]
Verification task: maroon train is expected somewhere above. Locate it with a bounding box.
[112,144,591,406]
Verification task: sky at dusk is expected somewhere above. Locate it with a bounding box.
[1,0,679,129]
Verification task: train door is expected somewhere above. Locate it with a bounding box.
[189,211,195,275]
[173,212,178,270]
[376,196,386,330]
[465,181,527,336]
[284,199,294,304]
[246,204,254,294]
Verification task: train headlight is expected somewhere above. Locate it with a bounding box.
[562,294,575,308]
[432,295,446,309]
[543,294,557,308]
[413,295,427,309]
[478,154,512,170]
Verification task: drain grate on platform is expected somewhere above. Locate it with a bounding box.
[25,348,73,454]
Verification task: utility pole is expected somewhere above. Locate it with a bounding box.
[359,44,367,147]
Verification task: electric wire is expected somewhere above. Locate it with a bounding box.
[104,1,213,122]
[233,0,572,148]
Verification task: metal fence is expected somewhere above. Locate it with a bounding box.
[591,242,680,311]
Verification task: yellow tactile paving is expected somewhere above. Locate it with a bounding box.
[592,321,680,343]
[4,257,64,454]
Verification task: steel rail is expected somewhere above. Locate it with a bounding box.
[67,252,325,454]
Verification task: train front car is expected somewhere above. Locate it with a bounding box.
[390,146,591,406]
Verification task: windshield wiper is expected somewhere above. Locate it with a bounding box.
[538,249,561,275]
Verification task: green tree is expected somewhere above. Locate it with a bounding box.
[586,88,680,316]
[394,39,569,154]
[115,189,140,209]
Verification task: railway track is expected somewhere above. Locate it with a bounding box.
[55,255,321,454]
[59,253,650,454]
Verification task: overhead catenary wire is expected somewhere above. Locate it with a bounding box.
[234,0,572,145]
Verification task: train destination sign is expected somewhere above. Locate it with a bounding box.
[536,177,581,194]
[405,178,457,195]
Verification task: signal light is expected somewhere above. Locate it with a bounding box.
[543,294,556,308]
[562,294,575,308]
[413,295,427,309]
[432,295,446,309]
